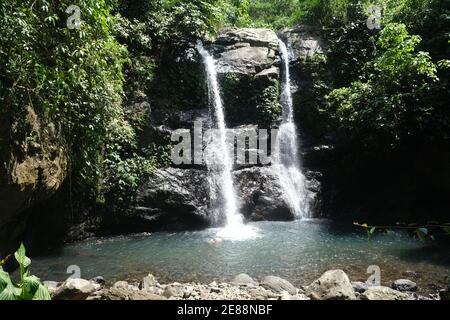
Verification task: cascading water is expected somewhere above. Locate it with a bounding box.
[196,42,258,240]
[273,40,310,218]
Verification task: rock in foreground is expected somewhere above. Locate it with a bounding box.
[305,270,356,300]
[260,276,297,295]
[361,286,412,300]
[52,278,97,300]
[392,279,417,292]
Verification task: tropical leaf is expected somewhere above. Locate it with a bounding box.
[367,227,376,241]
[0,268,12,292]
[14,243,31,270]
[22,274,41,300]
[0,284,19,300]
[33,284,51,300]
[1,244,52,300]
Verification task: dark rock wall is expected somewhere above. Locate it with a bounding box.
[0,106,68,256]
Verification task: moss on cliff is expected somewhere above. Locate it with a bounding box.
[220,72,281,126]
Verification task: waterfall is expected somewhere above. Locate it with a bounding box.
[196,42,258,240]
[273,40,310,218]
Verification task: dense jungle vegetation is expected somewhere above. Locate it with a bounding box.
[0,0,448,219]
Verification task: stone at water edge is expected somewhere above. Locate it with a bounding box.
[113,280,139,291]
[163,285,184,298]
[352,281,369,293]
[361,286,412,300]
[90,276,106,285]
[305,270,356,300]
[140,274,158,291]
[392,279,417,292]
[439,287,450,300]
[260,276,297,295]
[232,273,258,286]
[103,285,166,301]
[52,278,96,300]
[43,281,60,295]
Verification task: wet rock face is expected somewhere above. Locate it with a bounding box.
[133,166,294,228]
[212,28,282,126]
[277,25,324,62]
[215,28,279,76]
[134,168,210,230]
[234,167,294,221]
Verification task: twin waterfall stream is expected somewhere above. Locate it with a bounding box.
[273,40,310,219]
[196,39,309,240]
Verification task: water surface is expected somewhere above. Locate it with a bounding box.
[31,220,450,294]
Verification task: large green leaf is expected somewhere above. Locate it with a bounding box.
[0,268,12,292]
[22,274,41,300]
[0,284,20,300]
[33,284,51,300]
[14,243,31,269]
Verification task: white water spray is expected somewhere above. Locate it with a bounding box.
[196,42,258,240]
[273,40,310,218]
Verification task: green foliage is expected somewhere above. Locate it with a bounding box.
[119,0,225,41]
[226,0,320,29]
[103,116,170,208]
[0,0,128,203]
[113,15,155,97]
[0,244,51,300]
[220,73,281,125]
[323,2,380,87]
[256,84,282,124]
[325,23,444,147]
[220,0,251,27]
[355,222,450,242]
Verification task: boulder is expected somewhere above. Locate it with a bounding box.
[43,281,60,295]
[134,166,297,228]
[361,286,412,300]
[134,168,210,229]
[163,285,184,298]
[234,167,294,221]
[52,278,96,300]
[102,285,166,301]
[352,281,369,293]
[232,273,258,286]
[305,270,356,300]
[216,28,279,51]
[217,46,277,75]
[279,292,310,300]
[392,279,417,292]
[90,276,106,286]
[140,274,158,291]
[277,25,324,62]
[260,276,297,295]
[112,281,139,291]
